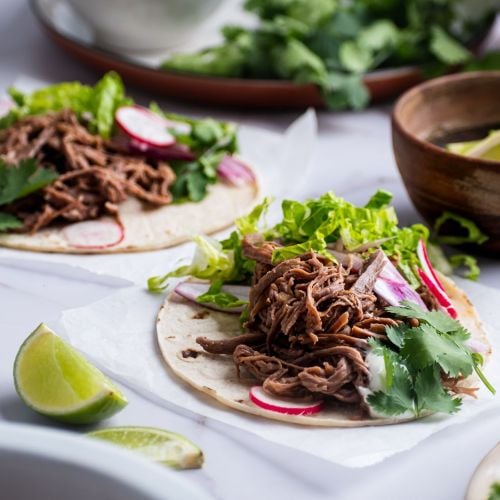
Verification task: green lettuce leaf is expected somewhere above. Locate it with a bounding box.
[147,236,236,292]
[1,72,131,139]
[196,280,248,309]
[434,211,488,245]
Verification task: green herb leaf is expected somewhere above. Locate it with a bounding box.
[429,26,471,65]
[0,212,23,231]
[414,364,461,414]
[367,350,415,416]
[0,158,58,205]
[400,323,473,378]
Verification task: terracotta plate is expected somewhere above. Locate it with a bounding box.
[30,0,489,109]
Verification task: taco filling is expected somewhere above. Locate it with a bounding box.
[152,191,493,421]
[0,72,257,250]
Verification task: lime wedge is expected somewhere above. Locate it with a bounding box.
[14,323,127,424]
[447,130,500,161]
[88,426,204,469]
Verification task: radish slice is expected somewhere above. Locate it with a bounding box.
[416,240,458,318]
[249,386,324,416]
[116,105,175,147]
[217,155,256,187]
[417,268,458,319]
[63,220,124,249]
[417,239,447,294]
[175,282,249,314]
[374,253,427,309]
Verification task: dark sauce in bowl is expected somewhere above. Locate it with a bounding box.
[430,122,500,149]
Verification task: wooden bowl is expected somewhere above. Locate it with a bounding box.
[392,71,500,255]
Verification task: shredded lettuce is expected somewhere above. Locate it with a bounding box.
[449,254,480,281]
[149,190,435,294]
[1,72,131,139]
[434,211,488,246]
[148,235,236,292]
[235,197,272,235]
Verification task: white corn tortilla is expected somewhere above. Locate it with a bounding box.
[0,175,259,254]
[156,273,491,427]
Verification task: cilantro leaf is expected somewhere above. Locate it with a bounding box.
[429,26,471,65]
[367,350,415,416]
[400,323,473,378]
[414,365,461,414]
[386,301,468,336]
[0,212,23,232]
[0,158,57,205]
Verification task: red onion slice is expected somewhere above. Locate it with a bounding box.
[174,282,249,314]
[249,386,324,416]
[127,138,196,161]
[374,253,427,309]
[217,155,256,187]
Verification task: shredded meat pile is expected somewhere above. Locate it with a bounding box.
[197,236,399,405]
[0,109,175,232]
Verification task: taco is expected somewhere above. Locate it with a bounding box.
[0,72,258,253]
[152,191,493,426]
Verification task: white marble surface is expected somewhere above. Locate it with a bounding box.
[1,2,500,499]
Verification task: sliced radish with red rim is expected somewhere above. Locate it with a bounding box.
[417,268,458,319]
[249,386,324,416]
[416,240,458,318]
[63,219,124,249]
[115,105,175,147]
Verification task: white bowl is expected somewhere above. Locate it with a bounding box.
[0,422,211,500]
[65,0,226,52]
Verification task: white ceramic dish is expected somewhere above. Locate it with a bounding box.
[466,442,500,500]
[0,422,212,500]
[65,0,227,52]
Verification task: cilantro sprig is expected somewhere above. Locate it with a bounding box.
[367,301,494,417]
[0,158,58,231]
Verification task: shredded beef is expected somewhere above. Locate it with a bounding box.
[197,240,398,405]
[0,109,176,232]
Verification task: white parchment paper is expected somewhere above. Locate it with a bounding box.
[60,278,500,467]
[0,77,317,284]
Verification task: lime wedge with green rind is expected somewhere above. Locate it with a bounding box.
[14,323,127,424]
[88,426,204,469]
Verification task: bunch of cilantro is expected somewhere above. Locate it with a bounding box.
[161,0,497,110]
[0,73,239,206]
[367,301,494,417]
